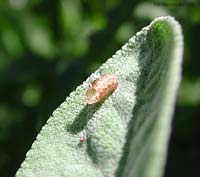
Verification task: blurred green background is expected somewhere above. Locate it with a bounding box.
[0,0,199,176]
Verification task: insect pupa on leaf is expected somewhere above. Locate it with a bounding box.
[86,74,118,104]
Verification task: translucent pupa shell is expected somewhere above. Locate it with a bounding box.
[86,74,118,104]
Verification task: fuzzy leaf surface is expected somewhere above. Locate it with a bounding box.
[16,16,183,177]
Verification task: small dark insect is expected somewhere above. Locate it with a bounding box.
[86,74,118,104]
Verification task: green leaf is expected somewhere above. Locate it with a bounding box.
[16,16,183,177]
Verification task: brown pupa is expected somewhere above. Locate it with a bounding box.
[86,74,118,104]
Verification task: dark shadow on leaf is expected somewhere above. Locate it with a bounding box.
[65,101,104,134]
[86,138,98,164]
